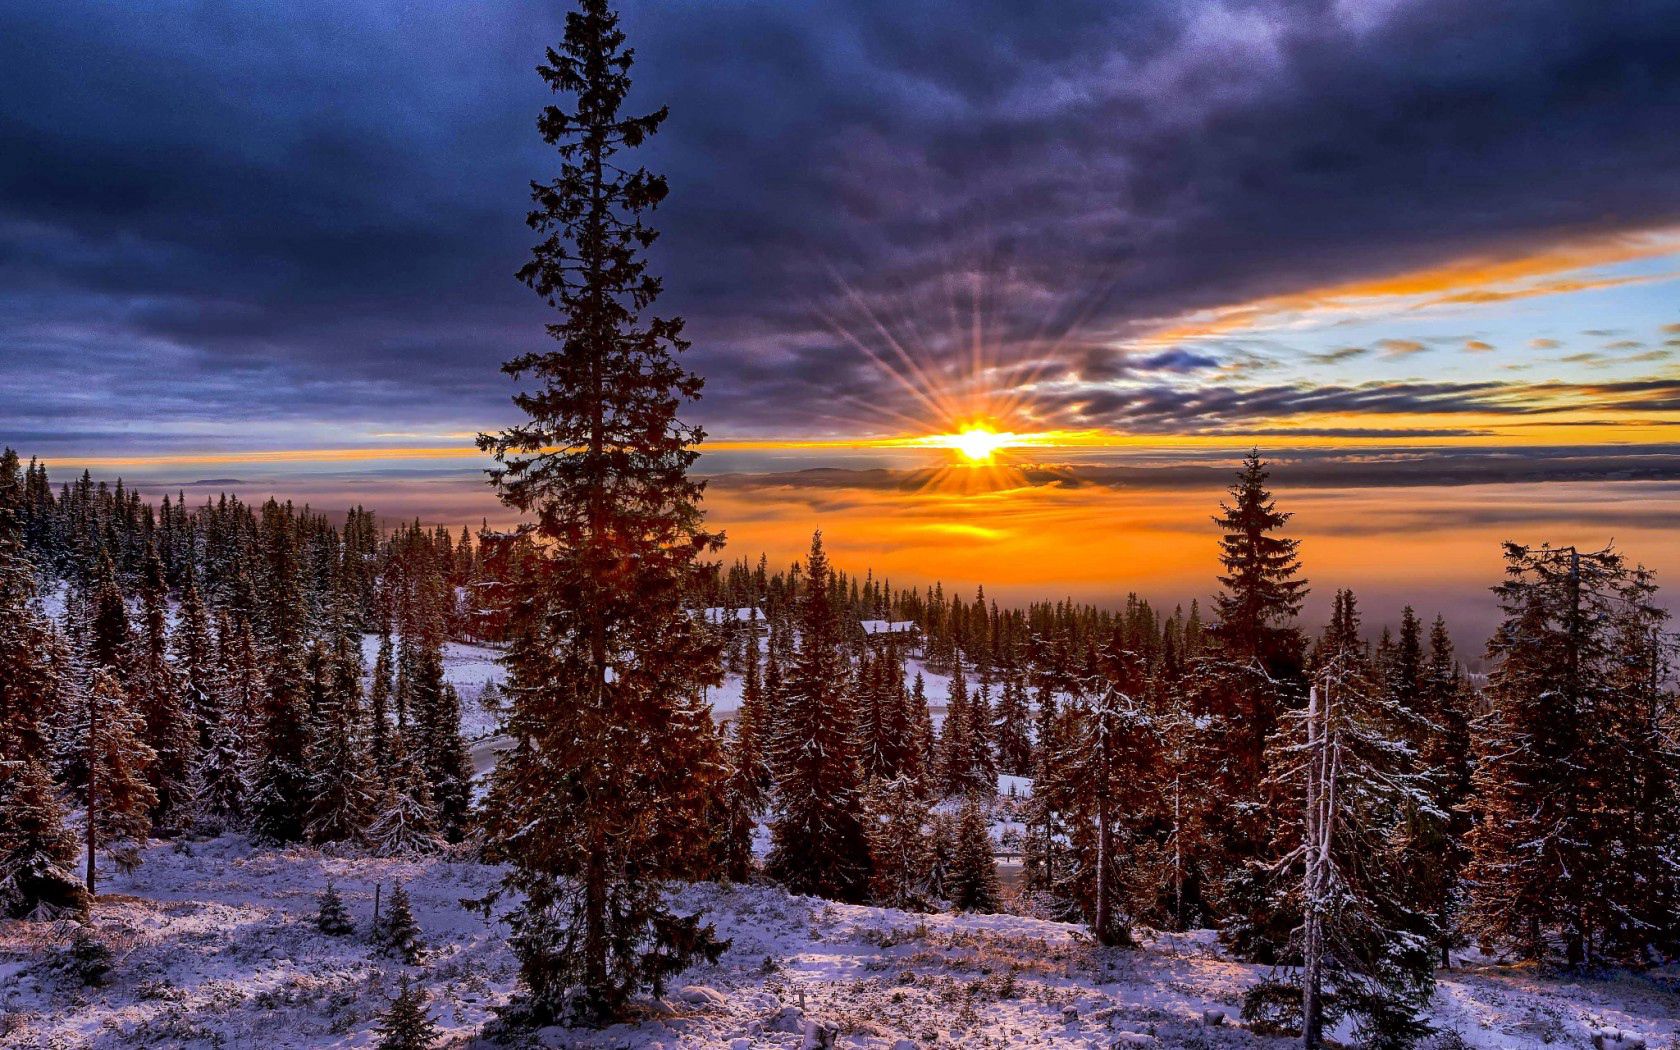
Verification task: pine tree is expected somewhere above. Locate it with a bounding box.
[864,776,933,909]
[251,504,312,844]
[1241,591,1436,1050]
[0,450,78,919]
[474,0,729,1022]
[947,797,1000,913]
[768,531,871,901]
[1211,451,1308,668]
[377,975,440,1050]
[1464,544,1678,967]
[80,669,158,894]
[0,755,87,919]
[304,632,377,845]
[1063,682,1155,946]
[316,879,354,936]
[191,610,248,832]
[136,541,196,831]
[367,731,445,857]
[370,626,395,776]
[372,881,424,963]
[993,668,1033,777]
[938,655,973,797]
[1208,451,1308,792]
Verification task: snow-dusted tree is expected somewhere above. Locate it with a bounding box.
[1062,681,1156,946]
[316,880,354,936]
[864,775,933,909]
[135,542,196,832]
[475,0,729,1021]
[0,755,87,919]
[372,881,424,963]
[172,565,216,748]
[1465,544,1679,967]
[731,630,770,792]
[1243,591,1436,1050]
[947,797,1000,913]
[250,503,312,844]
[711,724,760,883]
[1208,451,1308,790]
[938,655,978,797]
[0,445,64,794]
[304,633,377,845]
[768,532,871,902]
[377,975,440,1050]
[367,731,445,857]
[80,669,157,895]
[1021,681,1074,913]
[191,610,248,832]
[993,667,1033,777]
[369,625,395,776]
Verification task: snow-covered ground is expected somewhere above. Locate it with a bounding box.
[4,836,1677,1048]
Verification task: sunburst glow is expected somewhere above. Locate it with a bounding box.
[934,425,1019,462]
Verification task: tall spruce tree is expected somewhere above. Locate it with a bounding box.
[1464,544,1678,967]
[476,0,727,1023]
[1242,591,1437,1050]
[0,455,82,917]
[767,532,871,901]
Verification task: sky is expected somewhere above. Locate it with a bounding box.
[3,0,1679,637]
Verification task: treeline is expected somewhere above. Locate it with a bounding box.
[0,448,484,919]
[699,551,1209,680]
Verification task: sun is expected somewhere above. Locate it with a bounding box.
[943,425,1015,463]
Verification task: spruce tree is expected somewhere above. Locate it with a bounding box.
[1208,451,1308,790]
[372,881,424,963]
[864,775,933,909]
[191,610,248,832]
[0,449,74,917]
[369,625,395,776]
[1241,591,1436,1050]
[367,731,445,857]
[948,798,1000,913]
[767,531,871,902]
[993,668,1033,777]
[80,670,158,894]
[251,504,312,844]
[377,975,440,1050]
[0,755,87,918]
[1464,544,1678,967]
[136,541,196,831]
[938,655,973,797]
[316,879,354,936]
[1064,682,1155,946]
[475,0,729,1021]
[304,635,377,845]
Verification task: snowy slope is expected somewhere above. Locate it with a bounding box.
[3,837,1676,1048]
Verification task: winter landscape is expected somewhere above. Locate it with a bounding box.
[4,0,1680,1047]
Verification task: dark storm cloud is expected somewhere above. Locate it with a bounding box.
[2,0,1679,449]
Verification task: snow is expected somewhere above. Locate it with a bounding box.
[5,836,1675,1048]
[858,620,917,637]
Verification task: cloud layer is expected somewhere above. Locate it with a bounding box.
[2,0,1679,449]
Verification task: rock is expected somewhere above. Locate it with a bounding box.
[762,1005,806,1034]
[1061,1005,1080,1023]
[1202,1009,1226,1026]
[675,984,728,1008]
[801,1019,838,1049]
[730,1041,751,1050]
[891,1040,919,1050]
